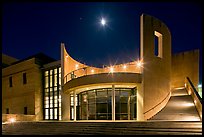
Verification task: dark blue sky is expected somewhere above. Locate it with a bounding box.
[2,2,202,83]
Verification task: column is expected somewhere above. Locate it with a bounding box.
[61,90,70,121]
[128,95,131,120]
[112,84,115,121]
[137,84,145,121]
[73,91,76,121]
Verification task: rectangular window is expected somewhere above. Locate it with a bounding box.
[6,108,9,114]
[45,76,48,88]
[154,31,163,58]
[9,77,12,87]
[23,73,27,84]
[24,107,28,114]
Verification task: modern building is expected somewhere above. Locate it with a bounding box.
[2,53,56,121]
[2,14,201,122]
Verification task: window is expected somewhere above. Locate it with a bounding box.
[24,107,27,114]
[43,67,62,120]
[9,77,12,87]
[23,73,27,84]
[6,108,9,114]
[154,31,163,58]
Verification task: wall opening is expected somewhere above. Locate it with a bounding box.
[154,31,163,58]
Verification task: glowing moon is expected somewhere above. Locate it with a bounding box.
[101,18,106,26]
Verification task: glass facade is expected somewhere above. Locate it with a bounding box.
[43,67,62,120]
[70,87,137,120]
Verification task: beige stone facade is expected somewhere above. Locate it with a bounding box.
[2,58,44,122]
[171,49,199,89]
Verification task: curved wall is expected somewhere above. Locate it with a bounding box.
[64,73,142,93]
[140,14,171,120]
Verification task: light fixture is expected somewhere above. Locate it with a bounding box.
[136,60,142,67]
[198,84,202,88]
[110,67,114,73]
[91,69,94,73]
[8,117,16,123]
[75,64,79,69]
[123,65,127,69]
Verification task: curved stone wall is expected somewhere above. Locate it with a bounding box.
[140,14,171,120]
[64,73,142,93]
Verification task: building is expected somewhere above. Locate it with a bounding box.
[2,53,56,121]
[2,14,201,122]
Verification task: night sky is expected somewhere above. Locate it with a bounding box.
[2,2,202,83]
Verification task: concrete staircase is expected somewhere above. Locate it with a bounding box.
[2,121,202,135]
[150,88,201,121]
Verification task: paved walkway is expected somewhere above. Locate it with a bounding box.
[150,87,201,121]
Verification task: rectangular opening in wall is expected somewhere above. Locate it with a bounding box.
[9,77,12,87]
[24,107,27,114]
[6,108,9,114]
[154,31,163,58]
[23,73,27,84]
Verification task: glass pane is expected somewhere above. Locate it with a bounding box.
[45,77,48,88]
[54,108,58,119]
[45,109,49,115]
[50,75,53,87]
[59,108,61,115]
[54,74,57,86]
[45,115,49,119]
[59,67,61,74]
[54,68,57,74]
[45,71,48,76]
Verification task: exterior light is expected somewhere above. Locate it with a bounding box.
[75,64,79,69]
[91,69,94,73]
[110,67,114,73]
[183,102,194,107]
[8,118,16,123]
[198,84,202,88]
[136,60,142,67]
[66,55,68,58]
[123,65,127,69]
[83,95,87,102]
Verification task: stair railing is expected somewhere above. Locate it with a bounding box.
[185,77,202,121]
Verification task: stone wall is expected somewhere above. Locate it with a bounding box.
[140,14,171,120]
[2,58,43,121]
[171,49,199,89]
[2,114,36,122]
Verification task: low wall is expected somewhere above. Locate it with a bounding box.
[2,114,36,122]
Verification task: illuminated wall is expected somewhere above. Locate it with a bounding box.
[2,58,43,121]
[61,43,142,121]
[140,14,171,120]
[171,49,199,89]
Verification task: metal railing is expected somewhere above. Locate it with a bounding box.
[64,62,141,84]
[185,77,202,120]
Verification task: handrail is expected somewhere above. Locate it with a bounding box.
[64,62,142,84]
[186,77,202,121]
[144,91,171,115]
[186,77,202,104]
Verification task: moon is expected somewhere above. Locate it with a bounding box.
[101,18,106,26]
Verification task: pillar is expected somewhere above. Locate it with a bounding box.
[112,84,115,121]
[73,91,76,121]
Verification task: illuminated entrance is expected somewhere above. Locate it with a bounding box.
[70,87,137,120]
